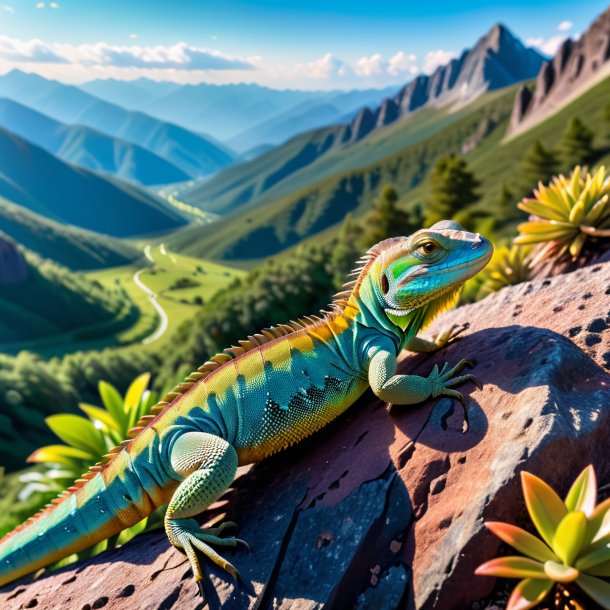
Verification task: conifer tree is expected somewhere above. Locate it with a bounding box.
[425,155,480,226]
[558,117,594,171]
[359,184,412,248]
[518,141,559,197]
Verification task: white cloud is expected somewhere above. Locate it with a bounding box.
[558,20,573,32]
[294,53,351,79]
[129,33,138,40]
[0,35,256,71]
[49,2,59,8]
[0,35,66,63]
[526,35,567,56]
[388,51,418,76]
[1,5,15,13]
[35,2,44,8]
[355,53,384,77]
[422,49,457,74]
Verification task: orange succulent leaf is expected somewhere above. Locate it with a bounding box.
[485,521,558,563]
[475,556,546,579]
[506,578,554,610]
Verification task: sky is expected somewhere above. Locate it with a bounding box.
[0,0,608,90]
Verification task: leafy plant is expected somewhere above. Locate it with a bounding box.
[514,166,610,265]
[476,466,610,610]
[21,373,163,549]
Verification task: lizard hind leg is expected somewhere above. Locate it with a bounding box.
[164,432,245,597]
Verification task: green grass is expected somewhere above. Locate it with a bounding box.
[89,244,244,349]
[169,76,610,261]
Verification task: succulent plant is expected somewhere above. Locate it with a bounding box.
[476,466,610,610]
[476,244,533,299]
[514,166,610,265]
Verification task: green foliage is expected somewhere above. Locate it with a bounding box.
[0,240,135,345]
[0,348,159,470]
[330,213,363,289]
[518,140,560,198]
[515,166,610,263]
[25,373,157,494]
[425,154,480,227]
[476,466,610,610]
[558,117,595,171]
[359,184,415,248]
[18,374,164,555]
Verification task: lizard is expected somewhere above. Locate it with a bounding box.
[0,220,493,601]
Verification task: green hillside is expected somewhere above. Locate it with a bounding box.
[0,127,188,237]
[169,75,610,261]
[0,235,135,347]
[0,197,139,270]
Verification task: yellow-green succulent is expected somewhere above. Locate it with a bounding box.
[476,244,533,299]
[514,166,610,265]
[476,466,610,610]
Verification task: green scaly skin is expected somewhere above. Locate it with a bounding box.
[0,220,493,601]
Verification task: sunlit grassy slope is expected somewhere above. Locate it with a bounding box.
[169,75,610,261]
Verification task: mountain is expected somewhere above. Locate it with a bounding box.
[226,87,398,152]
[80,78,397,149]
[0,71,235,178]
[340,23,544,146]
[0,196,138,270]
[0,127,187,237]
[179,24,543,218]
[81,80,320,141]
[508,6,610,137]
[0,99,189,186]
[170,56,610,262]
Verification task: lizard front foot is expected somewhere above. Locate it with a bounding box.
[427,359,482,431]
[166,518,250,599]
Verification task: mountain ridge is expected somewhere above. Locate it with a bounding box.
[0,98,190,186]
[507,5,610,136]
[0,126,188,238]
[0,70,235,178]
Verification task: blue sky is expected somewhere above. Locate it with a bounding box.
[0,0,608,88]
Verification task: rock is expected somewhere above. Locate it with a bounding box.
[1,261,609,610]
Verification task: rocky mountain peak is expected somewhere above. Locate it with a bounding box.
[508,4,610,136]
[343,24,544,145]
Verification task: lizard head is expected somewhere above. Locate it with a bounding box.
[362,220,493,331]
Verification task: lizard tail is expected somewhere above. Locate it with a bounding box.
[0,451,153,587]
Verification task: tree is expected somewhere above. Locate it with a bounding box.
[425,155,480,226]
[359,184,414,248]
[518,140,559,197]
[558,117,594,171]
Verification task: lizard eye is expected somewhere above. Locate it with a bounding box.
[419,241,437,255]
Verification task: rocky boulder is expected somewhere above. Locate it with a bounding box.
[1,261,610,610]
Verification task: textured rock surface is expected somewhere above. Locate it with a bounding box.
[1,261,610,610]
[508,5,610,136]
